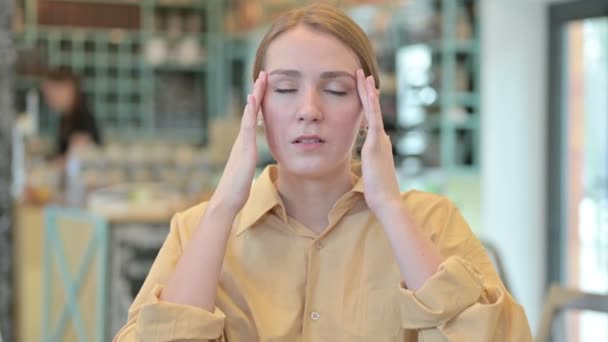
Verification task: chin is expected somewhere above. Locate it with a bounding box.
[277,154,349,180]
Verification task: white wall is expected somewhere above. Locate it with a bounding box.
[480,0,570,332]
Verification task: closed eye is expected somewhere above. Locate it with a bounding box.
[275,89,297,94]
[326,90,347,96]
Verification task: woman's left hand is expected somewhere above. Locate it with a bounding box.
[356,69,402,214]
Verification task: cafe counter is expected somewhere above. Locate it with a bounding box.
[14,185,211,341]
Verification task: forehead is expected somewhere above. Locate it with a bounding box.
[43,79,73,90]
[264,25,360,73]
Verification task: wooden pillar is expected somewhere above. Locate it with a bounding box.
[0,0,15,340]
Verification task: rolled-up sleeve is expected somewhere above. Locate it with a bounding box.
[398,256,483,328]
[397,194,532,341]
[133,284,226,340]
[114,206,227,342]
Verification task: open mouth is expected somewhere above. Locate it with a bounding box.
[293,138,325,144]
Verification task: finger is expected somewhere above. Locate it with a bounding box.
[241,72,263,126]
[366,75,384,132]
[252,71,267,117]
[355,69,372,124]
[240,93,257,138]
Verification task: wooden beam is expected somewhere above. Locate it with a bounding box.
[0,0,15,340]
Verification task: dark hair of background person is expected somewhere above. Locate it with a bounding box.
[44,67,102,157]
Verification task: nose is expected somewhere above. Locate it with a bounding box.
[297,87,323,122]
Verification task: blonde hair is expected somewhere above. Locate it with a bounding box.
[252,3,380,88]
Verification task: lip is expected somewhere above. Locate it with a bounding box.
[292,135,325,151]
[292,135,325,144]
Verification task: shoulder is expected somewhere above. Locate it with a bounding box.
[169,201,211,248]
[400,189,455,215]
[398,190,464,240]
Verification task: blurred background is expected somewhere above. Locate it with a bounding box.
[0,0,606,341]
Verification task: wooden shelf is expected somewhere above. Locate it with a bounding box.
[16,0,224,143]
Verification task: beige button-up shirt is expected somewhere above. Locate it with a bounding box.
[114,165,532,341]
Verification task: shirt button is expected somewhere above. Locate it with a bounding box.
[315,241,324,250]
[310,311,320,321]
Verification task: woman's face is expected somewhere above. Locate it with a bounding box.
[262,25,364,179]
[42,79,76,115]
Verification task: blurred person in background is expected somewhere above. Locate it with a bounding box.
[42,67,102,167]
[115,4,531,341]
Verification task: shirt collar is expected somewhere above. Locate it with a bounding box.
[235,165,285,236]
[351,162,365,194]
[235,163,365,237]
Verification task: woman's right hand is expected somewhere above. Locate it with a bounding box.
[158,75,267,311]
[208,71,267,217]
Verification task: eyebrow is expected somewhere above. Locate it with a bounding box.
[268,69,355,80]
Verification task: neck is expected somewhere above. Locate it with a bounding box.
[276,161,357,234]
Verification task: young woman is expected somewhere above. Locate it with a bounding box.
[115,4,531,341]
[42,67,102,165]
